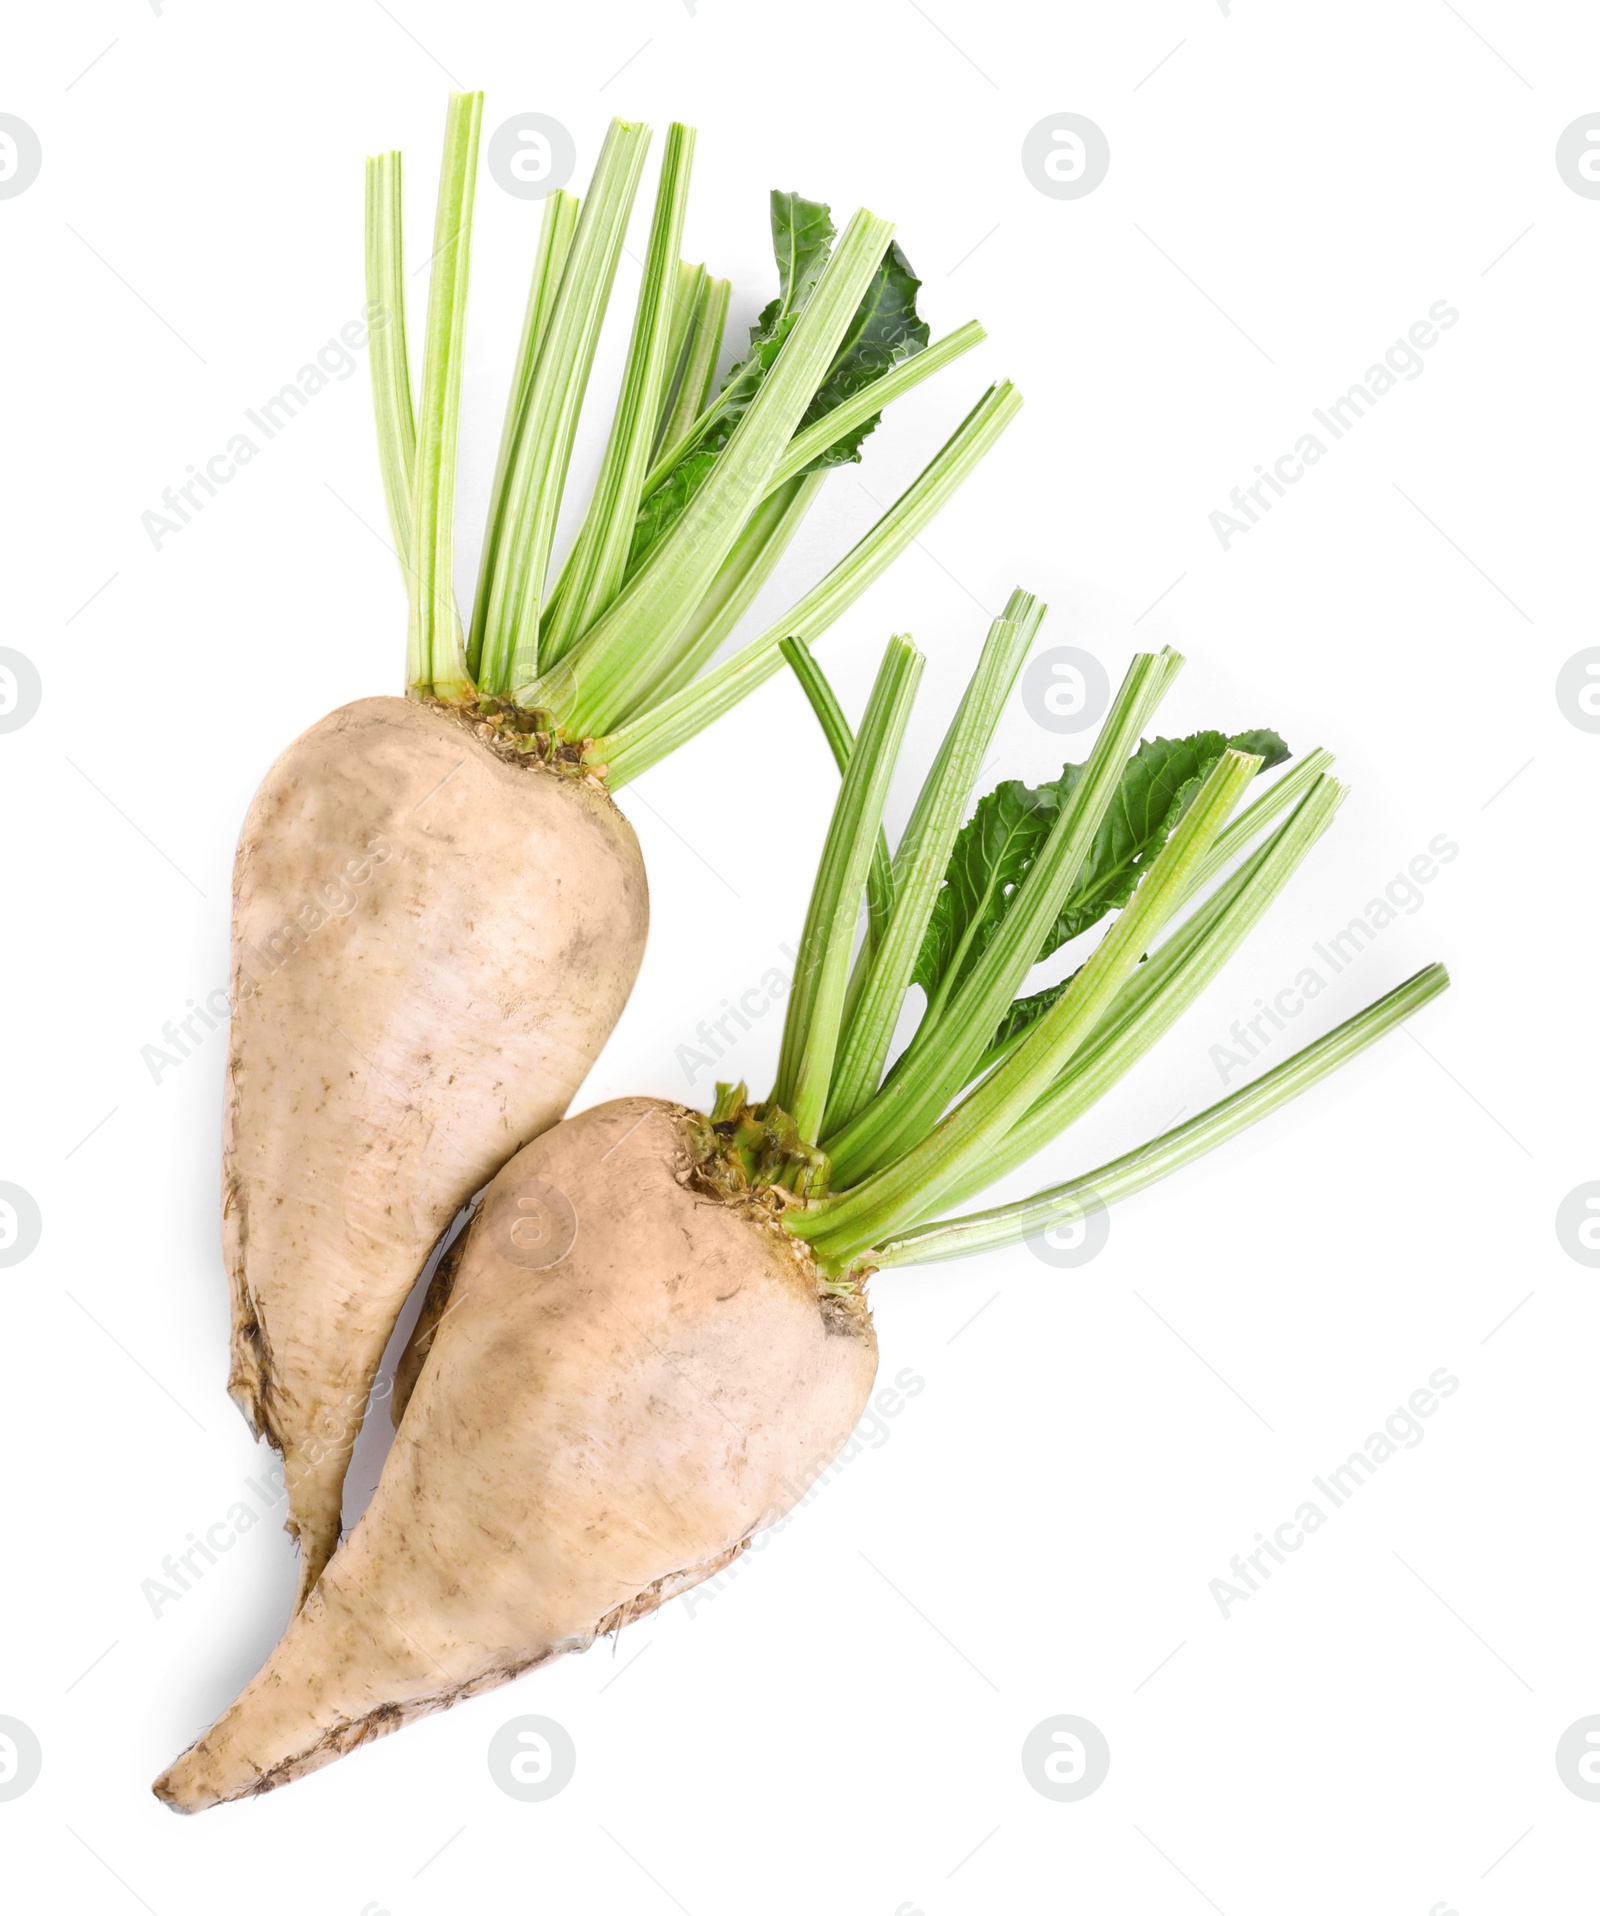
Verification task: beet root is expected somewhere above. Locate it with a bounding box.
[157,1098,877,1811]
[223,697,648,1604]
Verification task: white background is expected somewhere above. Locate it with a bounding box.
[3,1,1596,1911]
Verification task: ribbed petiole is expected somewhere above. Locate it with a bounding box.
[869,964,1451,1268]
[961,754,1340,1092]
[778,637,896,961]
[540,125,698,664]
[793,747,1261,1266]
[476,119,652,698]
[593,381,1022,786]
[523,209,899,734]
[939,773,1345,1209]
[1176,746,1335,910]
[406,91,482,703]
[822,590,1044,1137]
[765,320,988,491]
[364,150,415,573]
[640,320,985,520]
[823,645,1185,1186]
[772,637,923,1145]
[652,260,707,450]
[466,188,580,680]
[631,475,825,713]
[653,268,728,462]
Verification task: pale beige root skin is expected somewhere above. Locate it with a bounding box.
[223,697,647,1606]
[158,1098,877,1812]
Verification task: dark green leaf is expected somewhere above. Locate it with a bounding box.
[1222,729,1293,769]
[625,196,930,575]
[793,241,929,473]
[1039,729,1285,953]
[693,193,838,453]
[767,191,837,322]
[911,773,1068,1000]
[913,729,1289,1023]
[985,969,1079,1058]
[627,448,719,570]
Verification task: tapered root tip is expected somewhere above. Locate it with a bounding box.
[151,1750,227,1816]
[150,1720,342,1814]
